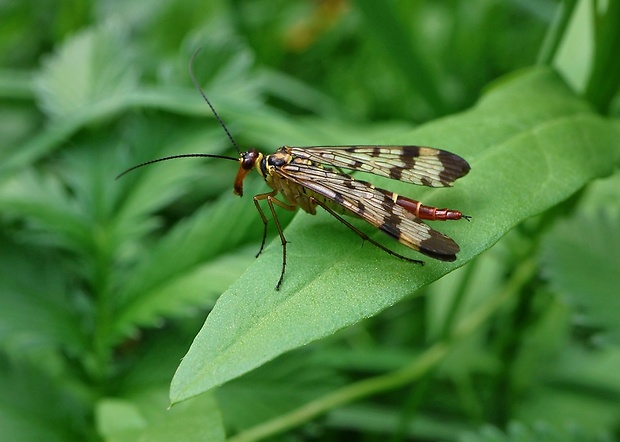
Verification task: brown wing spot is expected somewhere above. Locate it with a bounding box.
[418,231,460,261]
[332,192,345,204]
[342,179,358,190]
[399,146,422,166]
[379,222,401,241]
[356,200,366,214]
[402,145,422,155]
[394,146,423,179]
[420,177,433,187]
[369,148,382,157]
[380,211,405,237]
[350,159,364,170]
[437,150,471,184]
[389,166,403,181]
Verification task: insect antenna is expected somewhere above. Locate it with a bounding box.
[116,153,238,180]
[116,49,243,180]
[189,48,241,155]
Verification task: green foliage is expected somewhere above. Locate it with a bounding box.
[540,174,620,346]
[1,1,619,441]
[171,68,620,402]
[459,421,613,442]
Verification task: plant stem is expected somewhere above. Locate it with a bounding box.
[537,0,578,66]
[584,0,620,114]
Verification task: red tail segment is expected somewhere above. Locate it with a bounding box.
[383,191,465,221]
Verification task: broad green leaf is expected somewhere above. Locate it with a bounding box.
[96,391,224,442]
[171,67,620,403]
[97,399,146,436]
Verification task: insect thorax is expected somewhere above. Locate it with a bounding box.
[260,148,354,216]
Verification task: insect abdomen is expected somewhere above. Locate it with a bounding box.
[382,191,464,221]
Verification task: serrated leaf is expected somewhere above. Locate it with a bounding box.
[540,172,620,346]
[170,67,620,403]
[112,187,289,342]
[540,196,620,345]
[0,169,89,251]
[34,25,138,120]
[0,42,261,178]
[114,250,255,335]
[0,236,86,356]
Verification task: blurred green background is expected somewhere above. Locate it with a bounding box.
[1,0,619,441]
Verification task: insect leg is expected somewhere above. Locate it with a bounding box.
[253,191,296,290]
[252,193,272,259]
[253,191,296,256]
[310,197,424,265]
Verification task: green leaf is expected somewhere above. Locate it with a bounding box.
[96,391,224,442]
[34,25,138,120]
[216,351,343,432]
[170,67,620,403]
[0,235,86,356]
[539,171,620,347]
[0,169,90,252]
[0,356,88,441]
[515,345,620,433]
[355,0,446,115]
[0,31,261,179]
[458,421,614,442]
[112,190,278,341]
[114,249,255,337]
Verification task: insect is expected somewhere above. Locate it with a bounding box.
[118,53,471,290]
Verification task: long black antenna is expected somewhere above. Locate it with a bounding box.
[116,49,243,180]
[116,153,238,180]
[189,48,241,154]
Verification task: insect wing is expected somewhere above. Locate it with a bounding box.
[288,145,470,188]
[278,163,460,261]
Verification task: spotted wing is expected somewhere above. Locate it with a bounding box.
[288,145,470,188]
[277,162,459,261]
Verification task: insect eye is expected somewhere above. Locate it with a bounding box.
[241,149,259,170]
